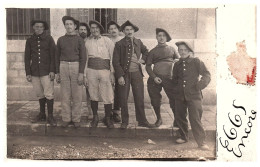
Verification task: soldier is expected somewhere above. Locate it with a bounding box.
[113,20,154,129]
[79,22,91,39]
[25,20,56,126]
[55,16,87,128]
[172,41,211,150]
[84,20,115,128]
[146,28,179,127]
[106,20,123,123]
[78,22,92,120]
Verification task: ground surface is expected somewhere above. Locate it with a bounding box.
[7,135,216,160]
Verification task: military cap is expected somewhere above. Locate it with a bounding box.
[79,22,91,37]
[175,41,194,53]
[62,16,80,30]
[31,20,49,30]
[120,20,139,32]
[89,20,105,34]
[107,20,121,30]
[156,28,171,42]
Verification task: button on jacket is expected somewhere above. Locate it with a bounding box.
[112,37,149,79]
[24,32,56,76]
[172,57,211,101]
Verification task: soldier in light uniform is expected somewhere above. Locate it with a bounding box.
[105,20,123,123]
[84,20,115,128]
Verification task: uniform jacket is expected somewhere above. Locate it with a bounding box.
[24,32,56,76]
[112,37,148,79]
[172,57,211,101]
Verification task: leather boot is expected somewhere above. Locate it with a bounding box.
[91,115,99,127]
[104,104,114,128]
[46,99,56,126]
[31,98,46,123]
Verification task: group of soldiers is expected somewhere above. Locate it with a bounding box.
[24,15,211,150]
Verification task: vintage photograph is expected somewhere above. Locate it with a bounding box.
[6,7,216,160]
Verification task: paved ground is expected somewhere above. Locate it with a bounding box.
[7,135,216,160]
[7,100,216,131]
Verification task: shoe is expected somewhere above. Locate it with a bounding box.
[173,120,178,128]
[74,122,81,128]
[138,121,155,128]
[104,117,114,129]
[31,112,46,123]
[176,138,187,144]
[112,112,121,123]
[120,123,128,129]
[199,144,210,150]
[154,118,162,127]
[46,99,56,126]
[91,115,99,128]
[61,121,70,128]
[47,116,57,126]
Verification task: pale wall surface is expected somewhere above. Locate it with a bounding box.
[6,8,216,105]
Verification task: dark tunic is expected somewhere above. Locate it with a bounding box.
[24,32,56,76]
[112,37,149,79]
[172,57,211,101]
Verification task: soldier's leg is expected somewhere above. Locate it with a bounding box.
[147,77,162,126]
[162,77,178,127]
[31,76,46,122]
[70,62,83,124]
[187,99,206,147]
[60,62,72,124]
[112,80,121,123]
[41,75,56,126]
[100,70,114,128]
[175,99,189,142]
[118,73,131,126]
[86,68,101,127]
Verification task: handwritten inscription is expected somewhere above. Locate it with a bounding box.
[219,100,257,157]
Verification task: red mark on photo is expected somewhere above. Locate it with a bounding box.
[227,40,256,85]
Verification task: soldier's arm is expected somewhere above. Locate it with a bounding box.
[78,38,87,74]
[140,40,149,63]
[106,38,115,73]
[49,36,56,73]
[197,59,211,90]
[112,42,125,79]
[24,39,31,76]
[145,51,157,79]
[55,38,61,74]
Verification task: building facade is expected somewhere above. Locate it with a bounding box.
[6,8,216,105]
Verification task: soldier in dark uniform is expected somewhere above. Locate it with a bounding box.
[146,28,179,127]
[113,20,154,129]
[172,41,211,150]
[24,20,56,126]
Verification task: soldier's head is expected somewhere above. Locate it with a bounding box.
[62,16,79,34]
[156,28,171,44]
[89,20,104,37]
[176,41,194,59]
[121,20,139,38]
[79,23,90,39]
[107,21,120,37]
[31,20,49,35]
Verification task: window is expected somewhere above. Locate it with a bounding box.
[6,8,50,40]
[67,8,117,34]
